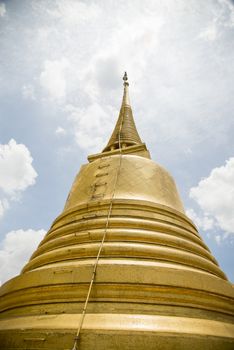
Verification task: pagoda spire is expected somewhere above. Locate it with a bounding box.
[102,72,143,152]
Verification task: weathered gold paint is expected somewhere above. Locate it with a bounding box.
[0,75,233,349]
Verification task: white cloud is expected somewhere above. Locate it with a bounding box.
[1,0,231,158]
[40,58,69,100]
[0,199,9,218]
[22,84,36,100]
[198,0,234,41]
[55,126,66,136]
[186,208,215,231]
[215,234,221,245]
[0,139,37,217]
[0,229,46,285]
[199,24,218,41]
[46,0,101,26]
[0,2,6,17]
[188,157,234,236]
[0,139,37,196]
[219,0,234,28]
[65,103,116,153]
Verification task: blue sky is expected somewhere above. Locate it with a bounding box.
[0,0,234,284]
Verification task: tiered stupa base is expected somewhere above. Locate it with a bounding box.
[0,200,233,349]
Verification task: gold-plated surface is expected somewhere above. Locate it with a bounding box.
[0,75,233,349]
[63,155,185,214]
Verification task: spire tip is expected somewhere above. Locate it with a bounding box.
[123,72,129,86]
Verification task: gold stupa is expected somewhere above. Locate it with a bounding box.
[0,73,233,349]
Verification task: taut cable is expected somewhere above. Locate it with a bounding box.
[71,74,127,350]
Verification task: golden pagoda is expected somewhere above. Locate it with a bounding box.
[0,73,233,349]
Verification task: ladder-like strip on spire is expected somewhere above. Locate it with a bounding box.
[102,72,143,152]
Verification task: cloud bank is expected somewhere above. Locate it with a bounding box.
[0,2,6,17]
[187,157,234,239]
[1,0,233,156]
[40,58,69,101]
[0,139,37,217]
[0,229,46,284]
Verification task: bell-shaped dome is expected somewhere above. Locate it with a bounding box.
[64,155,184,214]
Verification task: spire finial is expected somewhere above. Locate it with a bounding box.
[101,72,143,153]
[123,71,129,86]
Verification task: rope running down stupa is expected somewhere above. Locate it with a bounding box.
[71,73,128,350]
